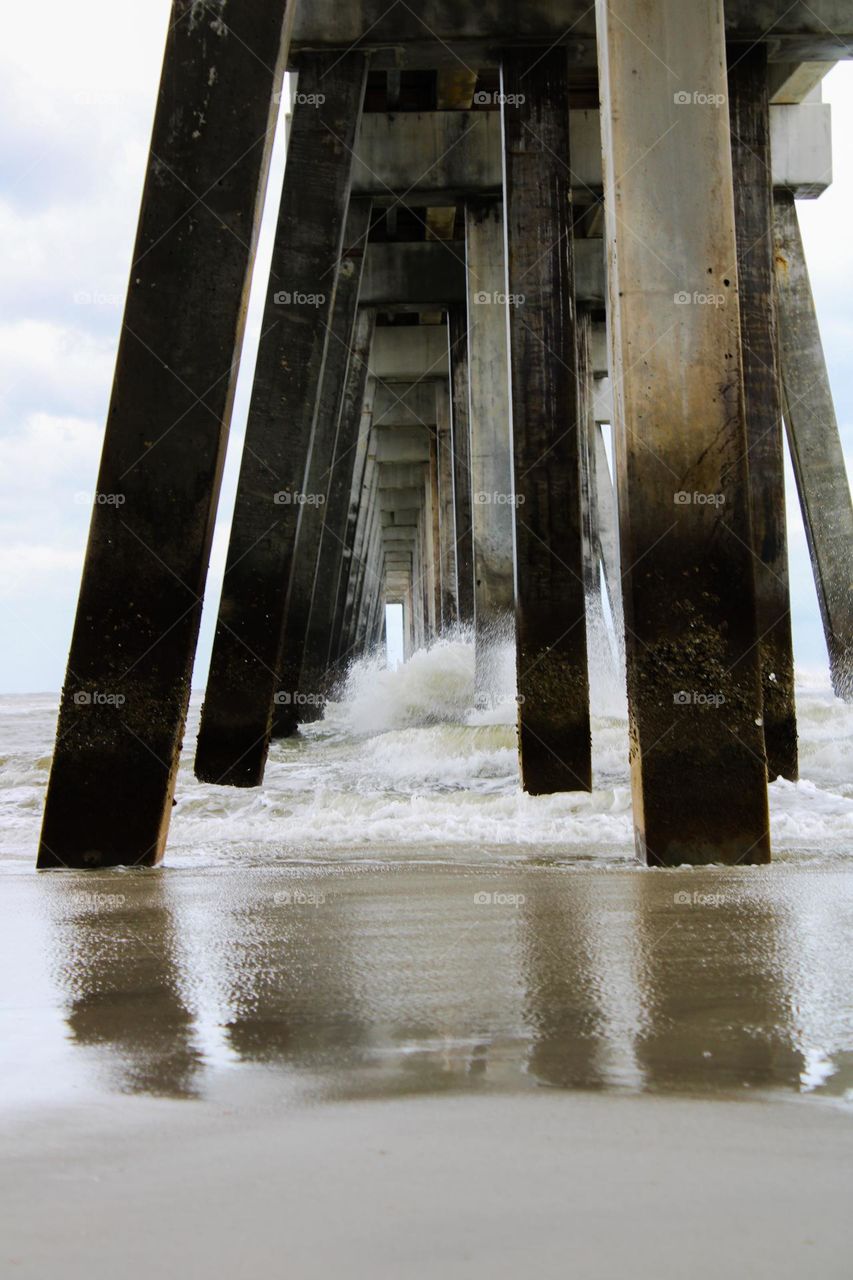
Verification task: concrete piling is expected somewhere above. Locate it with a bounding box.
[271,199,373,738]
[41,1,850,868]
[596,0,770,865]
[501,47,591,793]
[38,0,296,868]
[464,200,515,704]
[774,192,853,701]
[194,52,369,786]
[728,45,798,779]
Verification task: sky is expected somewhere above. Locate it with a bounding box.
[1,1,851,693]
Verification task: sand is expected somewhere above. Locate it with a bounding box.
[1,862,852,1276]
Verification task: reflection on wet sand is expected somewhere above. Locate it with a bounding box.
[34,865,853,1107]
[46,877,202,1099]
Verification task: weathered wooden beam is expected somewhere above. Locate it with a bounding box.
[774,192,853,699]
[597,0,770,866]
[38,0,295,869]
[502,47,591,793]
[195,52,368,786]
[729,44,798,780]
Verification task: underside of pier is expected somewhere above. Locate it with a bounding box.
[38,0,853,869]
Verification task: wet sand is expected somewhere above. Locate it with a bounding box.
[2,862,853,1275]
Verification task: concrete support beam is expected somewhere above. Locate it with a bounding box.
[465,200,515,700]
[352,482,382,657]
[578,320,624,668]
[195,53,368,786]
[339,442,379,662]
[382,508,421,527]
[301,314,377,706]
[729,46,798,780]
[448,307,475,627]
[769,62,835,103]
[271,198,373,737]
[770,102,832,197]
[502,48,591,793]
[38,0,295,869]
[352,106,831,202]
[374,427,430,463]
[591,421,622,639]
[378,463,429,489]
[427,429,443,635]
[373,383,437,429]
[592,374,613,425]
[353,113,501,200]
[579,314,604,619]
[360,241,466,305]
[774,192,853,699]
[371,235,608,309]
[364,509,386,650]
[436,382,458,630]
[326,371,376,669]
[597,0,770,865]
[379,487,424,511]
[370,326,449,381]
[293,0,853,62]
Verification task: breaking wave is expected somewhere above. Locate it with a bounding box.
[1,636,851,869]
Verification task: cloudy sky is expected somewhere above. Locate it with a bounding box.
[1,1,850,692]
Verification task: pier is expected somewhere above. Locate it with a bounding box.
[38,0,853,869]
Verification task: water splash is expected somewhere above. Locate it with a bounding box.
[1,645,852,869]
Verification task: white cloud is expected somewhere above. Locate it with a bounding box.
[0,544,84,597]
[0,324,115,420]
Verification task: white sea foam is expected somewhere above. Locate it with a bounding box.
[1,644,852,870]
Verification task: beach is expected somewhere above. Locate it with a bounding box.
[2,646,853,1274]
[2,861,853,1277]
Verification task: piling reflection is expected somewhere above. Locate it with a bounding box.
[38,866,853,1107]
[630,872,805,1093]
[521,874,645,1090]
[213,878,368,1070]
[46,875,202,1099]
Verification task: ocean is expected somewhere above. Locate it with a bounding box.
[2,635,851,871]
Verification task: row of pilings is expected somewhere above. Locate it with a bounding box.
[38,0,853,869]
